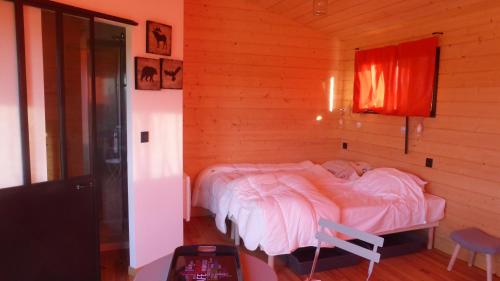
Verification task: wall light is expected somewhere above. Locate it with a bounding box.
[316,115,323,121]
[313,0,328,16]
[338,108,345,128]
[416,120,424,137]
[400,126,407,135]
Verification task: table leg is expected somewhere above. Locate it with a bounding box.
[486,254,493,281]
[447,244,461,271]
[468,251,476,267]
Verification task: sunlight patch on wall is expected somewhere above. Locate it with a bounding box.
[132,110,182,181]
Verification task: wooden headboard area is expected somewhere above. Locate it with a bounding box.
[183,0,342,179]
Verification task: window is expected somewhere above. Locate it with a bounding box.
[353,37,439,117]
[353,45,398,114]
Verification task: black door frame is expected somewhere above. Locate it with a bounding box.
[10,0,137,186]
[3,0,137,278]
[115,30,130,236]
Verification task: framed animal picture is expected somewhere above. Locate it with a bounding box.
[135,57,161,90]
[161,59,183,89]
[146,21,172,56]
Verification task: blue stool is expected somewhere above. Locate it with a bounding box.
[447,228,500,281]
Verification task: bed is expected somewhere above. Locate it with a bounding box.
[192,160,446,266]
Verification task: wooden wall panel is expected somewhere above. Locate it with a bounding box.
[186,0,500,274]
[335,2,500,273]
[184,0,341,178]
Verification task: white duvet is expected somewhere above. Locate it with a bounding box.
[192,161,427,256]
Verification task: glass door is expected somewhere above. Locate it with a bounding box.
[0,4,98,280]
[94,22,129,252]
[0,0,23,189]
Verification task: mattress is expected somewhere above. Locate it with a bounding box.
[424,193,446,223]
[333,191,445,235]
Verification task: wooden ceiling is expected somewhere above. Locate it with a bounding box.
[250,0,498,47]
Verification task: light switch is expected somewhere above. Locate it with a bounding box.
[141,131,149,143]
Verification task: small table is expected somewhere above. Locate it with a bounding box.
[447,227,500,281]
[133,251,277,281]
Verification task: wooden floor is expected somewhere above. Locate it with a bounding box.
[102,216,498,281]
[184,216,498,281]
[100,249,129,281]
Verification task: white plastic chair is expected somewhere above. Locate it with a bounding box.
[306,218,385,281]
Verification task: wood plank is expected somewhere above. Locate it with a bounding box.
[185,27,334,48]
[187,0,500,274]
[184,50,333,69]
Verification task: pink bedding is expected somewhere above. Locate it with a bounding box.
[220,173,340,255]
[192,161,445,256]
[424,194,446,223]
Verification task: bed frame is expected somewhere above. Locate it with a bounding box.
[229,218,439,268]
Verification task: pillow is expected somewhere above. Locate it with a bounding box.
[322,160,361,180]
[406,172,428,190]
[358,168,427,192]
[350,161,372,176]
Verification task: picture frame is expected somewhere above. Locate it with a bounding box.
[135,57,161,90]
[161,59,183,89]
[146,20,172,56]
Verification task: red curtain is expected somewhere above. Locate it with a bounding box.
[353,37,438,117]
[394,37,438,116]
[353,46,398,113]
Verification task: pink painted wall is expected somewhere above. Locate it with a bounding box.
[44,0,184,268]
[0,0,184,268]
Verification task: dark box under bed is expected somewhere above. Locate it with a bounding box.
[283,230,427,275]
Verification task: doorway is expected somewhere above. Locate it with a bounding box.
[94,22,129,256]
[0,1,137,279]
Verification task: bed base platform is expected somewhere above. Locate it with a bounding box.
[376,221,439,250]
[229,219,439,269]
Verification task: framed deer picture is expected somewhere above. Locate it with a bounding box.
[146,21,172,56]
[161,59,183,89]
[135,57,161,90]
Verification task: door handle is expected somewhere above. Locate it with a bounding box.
[75,183,93,190]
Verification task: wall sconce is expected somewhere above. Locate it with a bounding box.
[313,0,328,16]
[400,126,407,135]
[416,121,424,137]
[338,108,345,128]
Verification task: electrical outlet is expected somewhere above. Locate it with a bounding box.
[425,158,433,168]
[342,142,348,150]
[141,131,149,143]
